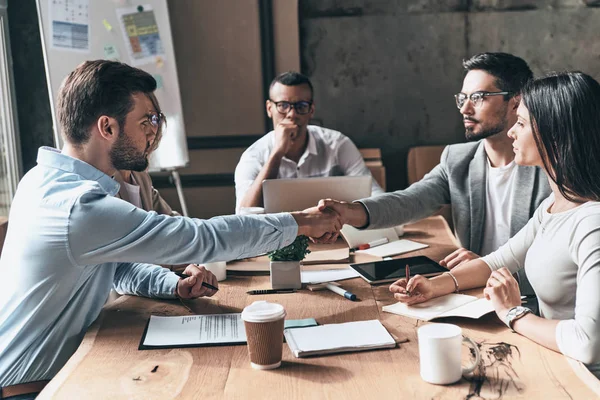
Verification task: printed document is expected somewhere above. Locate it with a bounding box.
[141,314,246,349]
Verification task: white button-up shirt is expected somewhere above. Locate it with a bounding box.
[234,125,384,210]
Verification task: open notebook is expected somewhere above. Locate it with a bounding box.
[340,225,427,257]
[382,294,495,321]
[284,319,396,357]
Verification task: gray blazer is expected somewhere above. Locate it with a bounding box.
[360,141,551,294]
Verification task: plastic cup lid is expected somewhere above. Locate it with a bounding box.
[241,301,286,323]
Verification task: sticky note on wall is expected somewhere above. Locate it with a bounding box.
[103,44,120,60]
[153,74,163,89]
[102,19,113,31]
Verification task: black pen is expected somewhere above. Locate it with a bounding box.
[247,289,296,295]
[174,271,219,291]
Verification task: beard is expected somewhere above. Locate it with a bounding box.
[464,118,507,141]
[110,130,149,172]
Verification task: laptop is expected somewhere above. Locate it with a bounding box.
[262,176,372,213]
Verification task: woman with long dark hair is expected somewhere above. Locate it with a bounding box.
[390,71,600,377]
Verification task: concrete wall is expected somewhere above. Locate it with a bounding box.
[299,0,600,190]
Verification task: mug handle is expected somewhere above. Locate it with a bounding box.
[461,336,481,375]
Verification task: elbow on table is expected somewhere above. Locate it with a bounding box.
[571,338,600,366]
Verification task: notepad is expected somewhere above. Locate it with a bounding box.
[139,314,247,350]
[301,268,360,284]
[341,225,428,257]
[284,319,396,357]
[382,294,495,321]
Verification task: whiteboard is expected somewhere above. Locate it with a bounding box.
[36,0,188,171]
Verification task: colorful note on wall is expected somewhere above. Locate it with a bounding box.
[116,5,166,66]
[103,44,120,60]
[49,0,90,53]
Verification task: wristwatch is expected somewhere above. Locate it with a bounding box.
[505,306,532,331]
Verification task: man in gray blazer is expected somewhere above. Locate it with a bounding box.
[320,53,551,295]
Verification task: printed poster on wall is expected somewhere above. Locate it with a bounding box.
[116,5,165,66]
[49,0,90,52]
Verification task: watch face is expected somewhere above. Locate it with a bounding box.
[512,306,528,317]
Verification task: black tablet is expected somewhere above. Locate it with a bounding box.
[350,256,448,284]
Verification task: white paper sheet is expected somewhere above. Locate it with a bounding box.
[301,268,360,284]
[143,314,246,347]
[50,0,90,52]
[357,239,428,257]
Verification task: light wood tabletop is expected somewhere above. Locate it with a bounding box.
[38,216,600,399]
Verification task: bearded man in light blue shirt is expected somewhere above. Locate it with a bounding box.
[0,60,340,398]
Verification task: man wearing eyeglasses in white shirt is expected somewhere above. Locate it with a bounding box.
[234,71,384,212]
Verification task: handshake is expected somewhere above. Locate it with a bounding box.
[291,199,370,242]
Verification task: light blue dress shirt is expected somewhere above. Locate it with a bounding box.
[0,147,298,386]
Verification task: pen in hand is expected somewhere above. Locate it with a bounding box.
[174,271,219,291]
[405,264,411,297]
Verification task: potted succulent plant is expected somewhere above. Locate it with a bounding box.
[268,235,311,290]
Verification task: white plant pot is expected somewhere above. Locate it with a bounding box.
[270,261,302,290]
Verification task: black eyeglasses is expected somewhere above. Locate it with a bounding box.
[142,112,165,132]
[269,100,313,115]
[454,91,511,109]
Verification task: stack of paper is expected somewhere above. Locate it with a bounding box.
[284,319,396,357]
[301,268,360,284]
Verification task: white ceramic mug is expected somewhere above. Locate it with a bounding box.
[203,261,227,281]
[417,323,481,385]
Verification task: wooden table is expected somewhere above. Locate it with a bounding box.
[39,217,600,399]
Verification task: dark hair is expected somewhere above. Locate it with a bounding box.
[57,60,160,146]
[522,71,600,202]
[463,52,533,98]
[269,71,313,99]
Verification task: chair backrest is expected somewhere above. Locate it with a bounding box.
[0,217,7,257]
[359,148,386,191]
[407,145,446,184]
[407,145,452,230]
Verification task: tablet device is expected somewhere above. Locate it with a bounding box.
[350,256,448,284]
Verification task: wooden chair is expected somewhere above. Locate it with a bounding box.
[406,145,452,229]
[407,145,446,185]
[359,148,386,191]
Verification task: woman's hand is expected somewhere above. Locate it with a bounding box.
[389,275,436,305]
[483,267,522,321]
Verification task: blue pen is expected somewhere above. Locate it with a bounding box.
[324,283,357,301]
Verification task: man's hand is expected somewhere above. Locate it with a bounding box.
[317,198,369,228]
[389,275,436,305]
[483,267,521,322]
[176,264,218,299]
[291,206,342,242]
[439,248,480,269]
[272,121,298,157]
